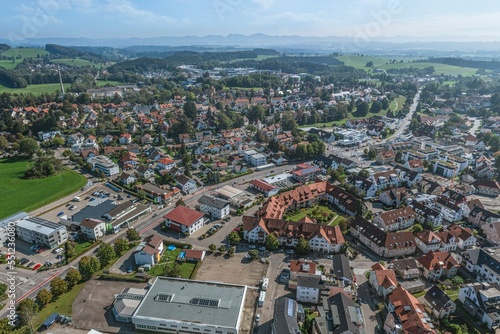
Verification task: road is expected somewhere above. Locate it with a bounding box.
[469,117,481,135]
[0,162,294,319]
[389,90,421,140]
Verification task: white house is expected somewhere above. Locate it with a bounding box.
[133,234,164,266]
[80,218,106,240]
[296,274,322,304]
[176,174,198,194]
[164,205,206,235]
[458,282,500,330]
[198,195,230,219]
[373,207,416,232]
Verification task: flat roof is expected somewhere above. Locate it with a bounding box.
[16,217,65,235]
[0,212,29,228]
[111,204,150,227]
[72,200,117,222]
[262,173,291,184]
[133,277,246,328]
[214,185,244,199]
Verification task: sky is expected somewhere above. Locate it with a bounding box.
[2,0,500,41]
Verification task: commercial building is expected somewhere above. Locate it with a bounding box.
[244,150,267,166]
[87,155,119,176]
[117,277,248,334]
[0,212,29,244]
[15,217,68,249]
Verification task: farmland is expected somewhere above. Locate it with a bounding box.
[0,83,70,95]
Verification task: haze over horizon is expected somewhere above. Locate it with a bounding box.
[3,0,500,43]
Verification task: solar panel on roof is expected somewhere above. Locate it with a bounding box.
[190,297,220,308]
[155,293,174,302]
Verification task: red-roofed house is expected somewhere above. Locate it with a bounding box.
[182,249,206,262]
[134,234,164,266]
[417,251,459,281]
[249,179,280,197]
[369,263,398,298]
[164,205,206,235]
[291,164,321,183]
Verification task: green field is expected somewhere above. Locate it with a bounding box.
[52,58,95,67]
[337,54,424,70]
[147,248,196,278]
[0,59,21,69]
[96,80,123,87]
[2,47,48,58]
[379,61,479,76]
[0,83,70,95]
[0,158,87,219]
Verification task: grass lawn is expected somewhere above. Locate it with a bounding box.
[285,205,336,223]
[0,59,21,69]
[32,282,85,331]
[412,290,426,298]
[445,287,460,301]
[389,95,407,112]
[379,61,478,76]
[0,158,87,219]
[0,83,70,95]
[147,248,196,278]
[52,58,95,67]
[330,215,347,226]
[336,54,424,70]
[2,47,48,58]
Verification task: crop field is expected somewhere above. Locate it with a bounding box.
[0,83,70,95]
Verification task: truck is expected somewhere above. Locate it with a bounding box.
[258,291,266,307]
[73,196,81,202]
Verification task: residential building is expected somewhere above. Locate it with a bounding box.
[272,297,302,334]
[347,175,377,198]
[164,205,206,235]
[468,205,500,227]
[424,285,456,319]
[457,248,500,284]
[379,187,407,207]
[323,293,363,334]
[120,172,136,186]
[80,218,106,240]
[243,150,267,166]
[368,170,401,191]
[447,224,476,249]
[15,217,68,249]
[331,254,353,285]
[296,274,323,304]
[134,235,164,266]
[137,165,155,179]
[458,282,500,330]
[182,249,205,263]
[136,183,180,204]
[349,216,416,258]
[87,155,120,176]
[157,157,176,171]
[473,179,500,197]
[176,174,198,194]
[369,263,398,298]
[385,286,436,334]
[432,197,463,223]
[417,251,459,281]
[376,150,395,164]
[392,258,421,280]
[291,164,321,183]
[409,201,443,229]
[116,277,247,334]
[198,195,230,219]
[372,206,416,232]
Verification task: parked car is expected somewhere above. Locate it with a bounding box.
[286,250,294,254]
[57,212,64,217]
[255,314,260,325]
[249,245,256,249]
[326,255,333,259]
[259,246,266,251]
[127,266,134,273]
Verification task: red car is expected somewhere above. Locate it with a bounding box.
[32,263,41,270]
[37,248,46,253]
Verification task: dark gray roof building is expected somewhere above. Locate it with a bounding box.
[272,297,301,334]
[331,254,353,282]
[327,292,363,334]
[198,195,230,210]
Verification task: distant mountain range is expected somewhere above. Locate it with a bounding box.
[3,34,500,55]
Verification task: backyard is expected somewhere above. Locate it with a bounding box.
[284,204,346,226]
[0,158,87,219]
[147,246,196,278]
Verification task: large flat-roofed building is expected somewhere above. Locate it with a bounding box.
[198,195,230,219]
[0,212,29,244]
[87,155,119,176]
[15,217,68,249]
[128,277,247,334]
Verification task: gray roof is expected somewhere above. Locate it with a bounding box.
[71,200,117,222]
[327,293,362,334]
[0,212,29,228]
[273,297,300,334]
[296,274,323,289]
[331,254,352,281]
[16,217,66,235]
[424,285,453,312]
[199,195,230,210]
[133,277,246,328]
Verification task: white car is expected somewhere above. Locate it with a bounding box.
[249,245,256,249]
[286,250,294,254]
[259,246,266,251]
[55,248,63,254]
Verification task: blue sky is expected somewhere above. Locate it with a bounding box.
[2,0,500,41]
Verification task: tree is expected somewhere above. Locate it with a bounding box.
[208,244,217,252]
[248,249,259,260]
[18,137,38,158]
[412,223,423,234]
[296,237,310,254]
[355,101,369,117]
[489,135,500,152]
[51,136,65,147]
[65,240,76,258]
[227,231,241,245]
[227,247,235,257]
[50,277,68,299]
[338,218,349,233]
[0,318,13,334]
[370,100,382,113]
[176,198,186,207]
[65,268,82,289]
[166,263,181,277]
[365,61,374,67]
[218,245,226,253]
[183,101,198,120]
[126,228,141,242]
[96,243,116,267]
[451,275,465,286]
[35,288,52,308]
[114,238,129,255]
[358,169,370,178]
[0,136,8,150]
[78,256,100,281]
[265,234,279,251]
[17,299,38,330]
